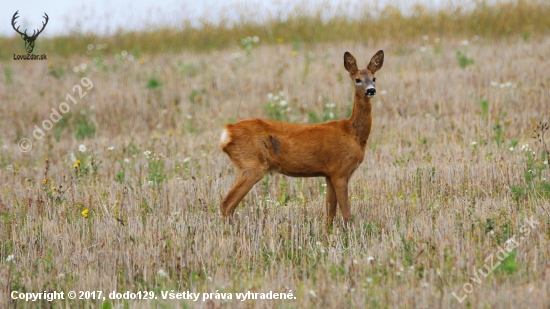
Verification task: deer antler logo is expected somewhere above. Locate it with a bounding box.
[11,10,49,54]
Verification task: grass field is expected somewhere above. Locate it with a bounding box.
[1,1,550,308]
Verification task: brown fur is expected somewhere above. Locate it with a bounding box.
[220,50,384,228]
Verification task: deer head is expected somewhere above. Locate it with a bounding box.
[12,11,49,54]
[344,51,384,98]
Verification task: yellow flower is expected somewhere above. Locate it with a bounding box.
[277,38,284,44]
[81,209,89,218]
[42,179,48,184]
[73,163,79,169]
[291,51,298,57]
[153,134,159,139]
[168,130,173,136]
[76,159,81,165]
[51,186,56,191]
[48,61,53,68]
[139,58,146,64]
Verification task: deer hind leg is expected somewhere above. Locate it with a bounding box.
[221,167,266,219]
[332,177,351,226]
[325,177,338,229]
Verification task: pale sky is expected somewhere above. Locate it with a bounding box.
[1,0,467,37]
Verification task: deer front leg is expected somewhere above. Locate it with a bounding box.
[221,168,265,219]
[325,177,338,229]
[332,177,351,226]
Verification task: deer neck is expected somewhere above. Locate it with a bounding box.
[348,91,373,145]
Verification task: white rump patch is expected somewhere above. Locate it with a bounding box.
[220,128,231,146]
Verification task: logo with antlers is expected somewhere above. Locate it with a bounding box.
[11,10,49,54]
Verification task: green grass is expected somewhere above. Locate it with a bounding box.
[2,0,550,58]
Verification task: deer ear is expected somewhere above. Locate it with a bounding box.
[344,52,358,74]
[367,50,384,73]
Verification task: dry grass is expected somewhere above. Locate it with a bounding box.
[1,21,550,309]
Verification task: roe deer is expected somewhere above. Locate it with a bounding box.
[220,50,384,228]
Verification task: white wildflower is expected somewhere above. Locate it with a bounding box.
[79,144,86,152]
[157,269,168,278]
[107,146,114,151]
[6,254,15,262]
[309,290,317,298]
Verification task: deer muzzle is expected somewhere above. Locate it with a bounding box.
[366,87,376,97]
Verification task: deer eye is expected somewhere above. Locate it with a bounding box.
[355,78,361,83]
[373,78,377,82]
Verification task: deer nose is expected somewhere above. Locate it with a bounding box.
[366,88,376,96]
